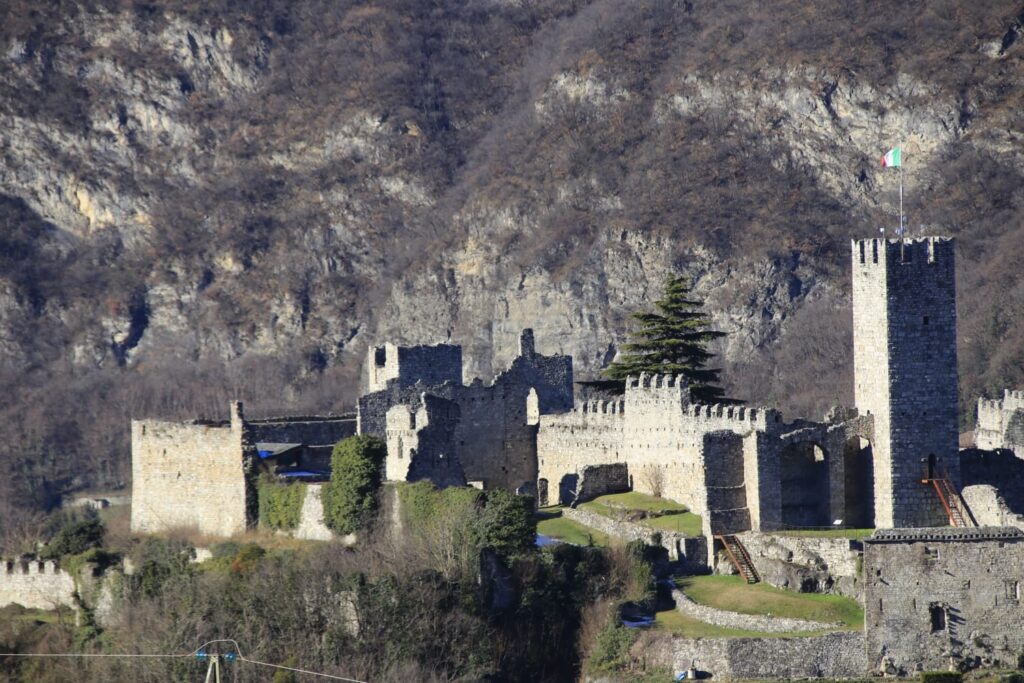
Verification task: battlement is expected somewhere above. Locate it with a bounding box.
[2,559,63,576]
[1001,389,1024,411]
[573,399,627,415]
[684,403,779,428]
[366,341,463,393]
[626,372,687,389]
[851,236,954,268]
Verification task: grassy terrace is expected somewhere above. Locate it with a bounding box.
[579,492,703,537]
[536,507,611,546]
[654,575,864,638]
[676,575,864,629]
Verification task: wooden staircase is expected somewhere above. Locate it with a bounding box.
[717,534,760,584]
[923,470,977,528]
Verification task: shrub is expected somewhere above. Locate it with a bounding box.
[479,489,536,557]
[40,517,104,560]
[1001,673,1024,683]
[920,672,963,683]
[587,617,638,673]
[322,435,387,535]
[257,475,307,530]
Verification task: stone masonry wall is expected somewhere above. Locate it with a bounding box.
[386,394,466,487]
[0,559,76,610]
[961,485,1024,530]
[365,342,462,393]
[852,237,958,528]
[976,390,1024,453]
[863,527,1024,674]
[738,532,863,597]
[637,630,866,680]
[131,402,250,537]
[576,463,630,502]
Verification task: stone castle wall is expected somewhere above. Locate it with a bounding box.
[976,390,1024,453]
[132,402,356,538]
[863,527,1024,674]
[292,484,333,541]
[961,485,1024,530]
[131,403,250,537]
[363,330,570,492]
[386,394,466,488]
[0,559,76,610]
[852,237,958,528]
[639,630,866,680]
[366,342,462,393]
[560,506,707,571]
[961,448,1024,516]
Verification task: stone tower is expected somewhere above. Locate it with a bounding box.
[852,237,960,528]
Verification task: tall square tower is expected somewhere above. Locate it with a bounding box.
[852,237,960,528]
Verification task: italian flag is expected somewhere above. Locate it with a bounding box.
[881,147,901,167]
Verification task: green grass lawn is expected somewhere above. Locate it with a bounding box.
[579,492,703,536]
[676,575,863,628]
[772,528,875,540]
[536,512,611,547]
[653,607,831,638]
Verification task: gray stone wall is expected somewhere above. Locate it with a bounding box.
[976,390,1024,454]
[576,463,630,503]
[961,485,1024,529]
[637,630,866,680]
[131,402,251,537]
[365,342,462,393]
[385,394,466,488]
[738,532,863,597]
[0,559,76,610]
[852,237,958,528]
[292,484,333,541]
[248,415,356,450]
[863,526,1024,674]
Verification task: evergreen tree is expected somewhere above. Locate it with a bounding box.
[603,275,736,404]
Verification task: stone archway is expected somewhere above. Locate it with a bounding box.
[779,441,830,527]
[843,436,875,528]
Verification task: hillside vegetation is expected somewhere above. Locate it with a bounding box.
[0,1,1023,511]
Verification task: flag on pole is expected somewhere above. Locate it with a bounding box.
[881,147,901,167]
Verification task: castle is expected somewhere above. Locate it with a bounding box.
[115,236,1024,676]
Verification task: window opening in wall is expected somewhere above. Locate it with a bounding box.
[860,241,866,263]
[923,316,930,326]
[930,604,946,632]
[924,547,939,563]
[872,240,878,263]
[1006,580,1020,603]
[878,598,883,613]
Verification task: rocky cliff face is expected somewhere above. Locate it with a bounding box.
[1,0,1023,505]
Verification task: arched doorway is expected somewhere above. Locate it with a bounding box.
[843,436,875,528]
[779,441,830,527]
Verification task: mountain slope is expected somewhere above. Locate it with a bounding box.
[1,0,1023,508]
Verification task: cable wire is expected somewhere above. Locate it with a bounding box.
[0,638,367,682]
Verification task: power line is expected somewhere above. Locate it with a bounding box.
[0,638,367,682]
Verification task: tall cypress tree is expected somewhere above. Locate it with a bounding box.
[603,275,736,404]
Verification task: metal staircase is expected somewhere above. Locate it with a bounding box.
[922,468,977,528]
[717,534,760,583]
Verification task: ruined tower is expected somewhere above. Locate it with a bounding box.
[852,237,960,528]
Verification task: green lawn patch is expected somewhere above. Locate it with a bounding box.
[579,492,703,536]
[773,528,874,540]
[677,575,864,628]
[644,511,704,536]
[536,512,610,547]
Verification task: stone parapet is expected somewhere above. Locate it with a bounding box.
[0,559,76,610]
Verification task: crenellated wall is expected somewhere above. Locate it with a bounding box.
[0,559,76,610]
[976,390,1024,454]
